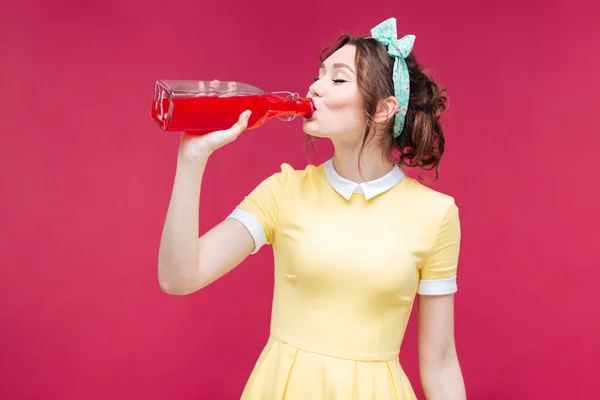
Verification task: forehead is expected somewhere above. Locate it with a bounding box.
[321,44,356,68]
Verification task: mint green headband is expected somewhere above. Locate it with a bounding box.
[370,18,415,138]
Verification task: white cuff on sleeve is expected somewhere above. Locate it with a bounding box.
[417,276,457,295]
[226,209,267,254]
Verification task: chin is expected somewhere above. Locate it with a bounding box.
[302,120,319,136]
[302,120,335,138]
[303,122,364,141]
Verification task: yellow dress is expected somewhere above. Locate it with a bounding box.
[227,159,461,400]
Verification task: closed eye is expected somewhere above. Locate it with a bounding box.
[312,77,348,84]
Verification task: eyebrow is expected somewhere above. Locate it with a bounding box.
[320,62,356,75]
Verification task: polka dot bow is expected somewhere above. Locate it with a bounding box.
[370,18,415,138]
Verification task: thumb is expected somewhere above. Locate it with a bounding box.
[237,110,252,127]
[212,110,252,145]
[230,110,252,136]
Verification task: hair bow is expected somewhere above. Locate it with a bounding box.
[370,17,415,138]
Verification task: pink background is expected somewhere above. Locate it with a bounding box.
[1,0,599,398]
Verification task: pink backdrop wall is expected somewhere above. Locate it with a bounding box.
[1,0,599,398]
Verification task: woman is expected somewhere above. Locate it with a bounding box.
[158,17,467,400]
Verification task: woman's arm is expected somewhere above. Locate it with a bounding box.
[418,293,466,400]
[158,111,255,295]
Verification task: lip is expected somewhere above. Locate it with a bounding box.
[304,110,316,121]
[305,98,317,119]
[304,97,319,120]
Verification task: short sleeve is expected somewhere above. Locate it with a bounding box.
[417,200,461,295]
[226,164,290,254]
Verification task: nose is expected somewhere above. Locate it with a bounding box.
[308,79,324,98]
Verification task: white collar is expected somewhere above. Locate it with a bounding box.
[323,158,404,200]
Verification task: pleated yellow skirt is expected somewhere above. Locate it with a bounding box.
[241,336,417,400]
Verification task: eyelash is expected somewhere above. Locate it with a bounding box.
[312,77,347,84]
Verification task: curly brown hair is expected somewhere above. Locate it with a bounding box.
[308,33,448,182]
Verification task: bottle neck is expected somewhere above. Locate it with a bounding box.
[268,93,315,118]
[297,97,316,118]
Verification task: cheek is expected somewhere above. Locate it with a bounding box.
[324,86,363,111]
[324,92,366,130]
[324,93,361,111]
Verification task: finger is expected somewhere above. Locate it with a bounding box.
[209,110,252,145]
[222,110,252,141]
[234,110,252,130]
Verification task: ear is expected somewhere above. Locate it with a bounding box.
[373,95,398,125]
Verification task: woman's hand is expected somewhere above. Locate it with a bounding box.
[178,110,252,162]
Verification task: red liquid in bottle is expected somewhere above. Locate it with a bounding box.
[151,82,315,134]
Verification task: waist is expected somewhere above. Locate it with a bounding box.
[269,330,400,362]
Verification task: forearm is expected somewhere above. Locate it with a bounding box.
[420,356,466,400]
[158,154,208,294]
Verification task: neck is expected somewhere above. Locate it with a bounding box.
[330,136,394,183]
